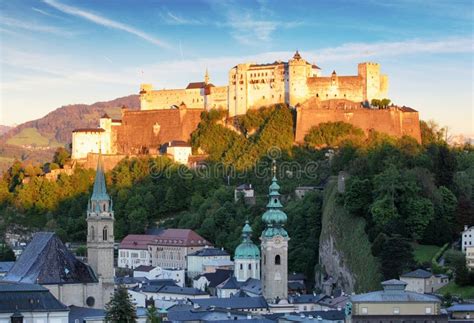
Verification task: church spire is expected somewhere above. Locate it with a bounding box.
[91,154,110,202]
[204,68,209,84]
[262,162,288,237]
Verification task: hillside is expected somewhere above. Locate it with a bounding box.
[0,126,11,136]
[2,95,139,147]
[0,95,139,171]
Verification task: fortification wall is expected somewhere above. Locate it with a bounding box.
[307,76,364,102]
[115,108,203,154]
[295,98,421,143]
[78,153,131,172]
[71,130,112,159]
[140,88,205,110]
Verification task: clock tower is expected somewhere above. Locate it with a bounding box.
[261,164,289,302]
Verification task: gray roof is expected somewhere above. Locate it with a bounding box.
[218,276,240,289]
[351,290,441,303]
[193,296,269,310]
[3,232,97,285]
[447,304,474,312]
[68,305,147,323]
[0,261,14,273]
[400,269,432,279]
[240,278,262,295]
[194,269,233,288]
[0,281,68,313]
[159,285,208,295]
[189,247,229,257]
[289,294,326,304]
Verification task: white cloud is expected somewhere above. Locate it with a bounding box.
[160,11,204,25]
[0,16,74,36]
[43,0,170,48]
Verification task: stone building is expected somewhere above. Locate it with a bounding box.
[234,221,261,282]
[399,269,448,294]
[260,169,289,302]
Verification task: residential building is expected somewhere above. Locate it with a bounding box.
[193,269,234,295]
[461,225,474,252]
[187,247,231,278]
[234,221,261,282]
[400,268,449,293]
[202,258,234,273]
[149,229,211,269]
[235,184,256,204]
[191,296,270,313]
[350,279,447,323]
[161,140,193,164]
[118,234,157,269]
[133,265,185,287]
[466,246,474,271]
[0,281,69,323]
[446,304,474,321]
[69,305,148,323]
[288,294,327,312]
[294,186,319,199]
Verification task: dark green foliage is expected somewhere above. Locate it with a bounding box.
[371,98,391,109]
[304,121,364,148]
[0,243,15,261]
[146,304,162,323]
[378,235,415,280]
[53,147,70,168]
[105,285,137,323]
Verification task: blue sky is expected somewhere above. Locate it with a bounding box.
[0,0,472,136]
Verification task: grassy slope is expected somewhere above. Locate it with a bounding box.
[438,281,474,299]
[6,127,63,147]
[321,178,381,292]
[412,243,441,264]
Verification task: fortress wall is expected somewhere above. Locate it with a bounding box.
[295,100,421,143]
[307,76,364,102]
[115,108,203,154]
[71,131,111,159]
[208,86,229,110]
[141,88,205,110]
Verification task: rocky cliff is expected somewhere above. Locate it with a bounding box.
[317,178,381,294]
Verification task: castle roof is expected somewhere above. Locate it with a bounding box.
[72,128,105,133]
[3,232,98,285]
[186,82,215,89]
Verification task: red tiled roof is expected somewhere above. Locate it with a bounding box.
[151,229,210,247]
[119,234,159,250]
[186,82,215,89]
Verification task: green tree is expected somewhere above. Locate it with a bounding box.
[53,147,71,168]
[146,304,162,323]
[105,285,137,323]
[343,177,372,218]
[378,235,415,280]
[0,243,16,261]
[128,208,148,234]
[304,121,364,148]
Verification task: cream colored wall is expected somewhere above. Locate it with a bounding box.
[150,245,206,269]
[402,277,426,293]
[71,130,113,160]
[45,282,110,309]
[353,301,439,316]
[167,146,192,164]
[234,258,260,282]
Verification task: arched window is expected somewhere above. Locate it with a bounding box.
[90,226,95,240]
[240,263,243,270]
[103,203,107,212]
[275,255,281,265]
[103,226,108,241]
[248,264,252,270]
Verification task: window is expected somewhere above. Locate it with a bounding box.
[240,264,243,270]
[275,255,281,265]
[361,307,368,314]
[248,264,252,270]
[90,226,95,240]
[425,307,432,314]
[103,226,108,241]
[393,307,400,314]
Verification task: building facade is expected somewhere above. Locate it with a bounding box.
[461,225,474,252]
[118,235,157,269]
[400,269,449,294]
[260,170,289,302]
[234,221,261,282]
[187,247,230,278]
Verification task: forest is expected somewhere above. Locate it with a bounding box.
[0,105,473,287]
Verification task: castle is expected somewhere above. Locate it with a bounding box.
[71,52,420,163]
[139,51,388,117]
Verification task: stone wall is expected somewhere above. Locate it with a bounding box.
[295,98,422,143]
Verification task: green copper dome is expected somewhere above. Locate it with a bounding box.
[261,168,288,238]
[235,221,260,259]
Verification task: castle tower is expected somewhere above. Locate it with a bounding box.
[234,221,260,282]
[260,164,289,302]
[358,62,388,102]
[87,154,115,305]
[288,51,311,107]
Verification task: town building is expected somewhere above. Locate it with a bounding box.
[350,279,447,323]
[118,234,157,269]
[160,140,193,164]
[234,221,261,282]
[461,225,474,253]
[187,247,231,278]
[446,304,474,321]
[235,184,256,205]
[294,186,320,200]
[202,258,234,274]
[466,246,474,271]
[261,169,290,302]
[193,269,234,295]
[191,296,270,313]
[399,268,449,293]
[133,265,185,287]
[68,305,148,323]
[0,281,69,323]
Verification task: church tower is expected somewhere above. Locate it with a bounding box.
[234,221,260,282]
[260,165,289,302]
[87,154,115,305]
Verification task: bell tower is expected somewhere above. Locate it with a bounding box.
[261,162,289,302]
[87,154,115,304]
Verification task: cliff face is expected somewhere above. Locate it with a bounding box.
[318,178,381,294]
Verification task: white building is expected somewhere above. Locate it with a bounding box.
[462,225,474,252]
[161,141,192,165]
[118,235,157,269]
[133,265,185,287]
[187,247,231,278]
[400,269,449,294]
[466,246,474,271]
[234,184,255,204]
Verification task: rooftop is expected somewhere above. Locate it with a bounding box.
[0,281,68,313]
[194,269,233,288]
[189,247,229,257]
[0,261,14,273]
[119,234,159,250]
[3,232,97,285]
[192,296,269,310]
[400,268,433,279]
